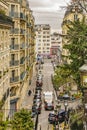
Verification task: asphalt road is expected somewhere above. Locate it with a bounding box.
[38,59,55,130]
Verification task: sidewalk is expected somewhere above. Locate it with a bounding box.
[22,68,37,110]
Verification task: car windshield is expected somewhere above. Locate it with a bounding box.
[49,113,55,117]
[47,103,52,105]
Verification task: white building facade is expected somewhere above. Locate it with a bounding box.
[35,24,51,57]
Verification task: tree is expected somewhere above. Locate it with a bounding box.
[11,109,34,130]
[53,65,71,90]
[0,112,8,130]
[64,17,87,89]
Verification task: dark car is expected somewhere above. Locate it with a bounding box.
[36,79,43,86]
[32,105,41,114]
[33,99,42,106]
[35,90,41,95]
[34,94,41,99]
[35,86,42,91]
[48,112,58,124]
[44,102,54,110]
[57,109,68,123]
[31,111,36,118]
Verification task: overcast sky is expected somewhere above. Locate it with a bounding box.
[28,0,70,32]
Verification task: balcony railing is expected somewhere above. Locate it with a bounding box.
[0,14,13,26]
[20,71,26,81]
[20,57,25,64]
[9,12,19,18]
[10,44,19,50]
[10,60,19,66]
[10,28,19,34]
[20,43,25,49]
[10,76,19,83]
[20,29,25,35]
[20,13,26,20]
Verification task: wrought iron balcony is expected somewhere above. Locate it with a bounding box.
[20,29,25,35]
[9,12,19,18]
[20,13,26,20]
[10,28,19,34]
[20,43,25,49]
[10,76,19,83]
[20,71,26,81]
[0,14,13,26]
[20,57,25,64]
[10,44,19,50]
[10,60,19,66]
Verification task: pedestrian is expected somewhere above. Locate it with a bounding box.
[33,88,34,93]
[28,90,32,96]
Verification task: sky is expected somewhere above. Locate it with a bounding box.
[28,0,70,32]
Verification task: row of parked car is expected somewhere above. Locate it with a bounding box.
[31,69,43,118]
[48,109,69,124]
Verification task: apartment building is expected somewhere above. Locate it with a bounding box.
[5,0,35,115]
[35,24,51,57]
[0,0,13,120]
[62,2,83,63]
[50,32,62,63]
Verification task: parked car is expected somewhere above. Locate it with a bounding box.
[44,102,54,110]
[48,112,58,124]
[57,109,68,123]
[35,86,42,91]
[33,98,42,105]
[36,79,43,86]
[34,94,41,99]
[35,90,41,95]
[32,104,41,114]
[31,111,36,118]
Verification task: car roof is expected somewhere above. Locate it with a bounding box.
[58,109,65,114]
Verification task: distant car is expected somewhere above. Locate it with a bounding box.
[36,79,43,86]
[35,90,41,95]
[44,102,54,110]
[47,55,51,59]
[35,86,42,91]
[48,112,58,124]
[34,94,41,99]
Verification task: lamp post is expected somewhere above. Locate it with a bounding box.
[79,60,87,130]
[64,100,68,130]
[54,104,61,130]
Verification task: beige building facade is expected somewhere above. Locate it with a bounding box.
[0,0,13,120]
[4,0,35,116]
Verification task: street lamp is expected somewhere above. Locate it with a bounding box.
[64,100,68,130]
[79,59,87,130]
[54,104,61,130]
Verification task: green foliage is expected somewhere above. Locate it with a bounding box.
[11,109,34,130]
[71,120,83,130]
[0,112,8,130]
[53,65,71,90]
[63,18,87,89]
[0,9,5,15]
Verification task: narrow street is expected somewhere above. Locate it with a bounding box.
[38,59,54,130]
[22,58,82,130]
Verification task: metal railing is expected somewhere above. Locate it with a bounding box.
[10,76,19,83]
[10,44,19,50]
[10,60,19,66]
